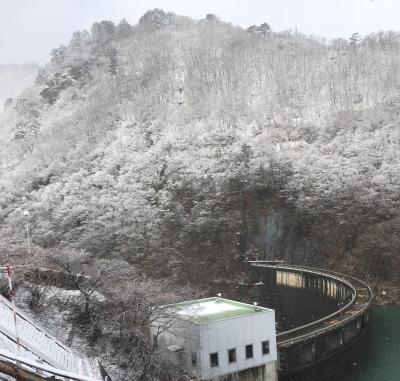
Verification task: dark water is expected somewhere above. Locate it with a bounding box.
[237,284,339,331]
[237,282,400,380]
[340,305,400,381]
[274,285,339,331]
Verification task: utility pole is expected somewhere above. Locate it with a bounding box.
[23,210,30,255]
[5,263,20,356]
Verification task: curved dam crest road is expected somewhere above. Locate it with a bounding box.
[249,262,373,378]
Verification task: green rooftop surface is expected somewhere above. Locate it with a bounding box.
[169,297,272,323]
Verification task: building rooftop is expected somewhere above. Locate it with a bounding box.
[167,297,272,323]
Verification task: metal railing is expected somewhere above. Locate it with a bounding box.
[0,271,106,381]
[0,351,101,381]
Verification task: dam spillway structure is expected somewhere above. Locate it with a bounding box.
[247,261,373,380]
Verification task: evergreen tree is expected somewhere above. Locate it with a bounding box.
[349,32,361,46]
[116,18,132,38]
[259,22,271,35]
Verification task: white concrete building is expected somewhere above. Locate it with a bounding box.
[153,297,278,381]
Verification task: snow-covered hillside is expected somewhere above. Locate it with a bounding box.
[0,9,399,287]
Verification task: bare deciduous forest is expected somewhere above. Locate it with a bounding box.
[1,9,400,379]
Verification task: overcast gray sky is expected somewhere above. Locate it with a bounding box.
[0,0,398,65]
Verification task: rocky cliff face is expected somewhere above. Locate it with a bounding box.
[241,198,323,265]
[250,204,310,263]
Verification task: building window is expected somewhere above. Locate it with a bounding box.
[191,352,197,367]
[228,348,236,363]
[245,344,253,359]
[210,352,219,367]
[262,340,270,355]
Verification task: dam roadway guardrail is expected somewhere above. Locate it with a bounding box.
[249,261,373,377]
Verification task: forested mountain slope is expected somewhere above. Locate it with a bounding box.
[1,10,400,289]
[0,63,40,111]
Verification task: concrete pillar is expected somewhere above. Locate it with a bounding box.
[264,361,278,381]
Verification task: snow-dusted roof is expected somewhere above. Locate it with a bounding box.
[166,297,272,323]
[0,294,100,380]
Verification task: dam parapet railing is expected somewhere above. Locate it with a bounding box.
[249,261,373,346]
[248,261,373,376]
